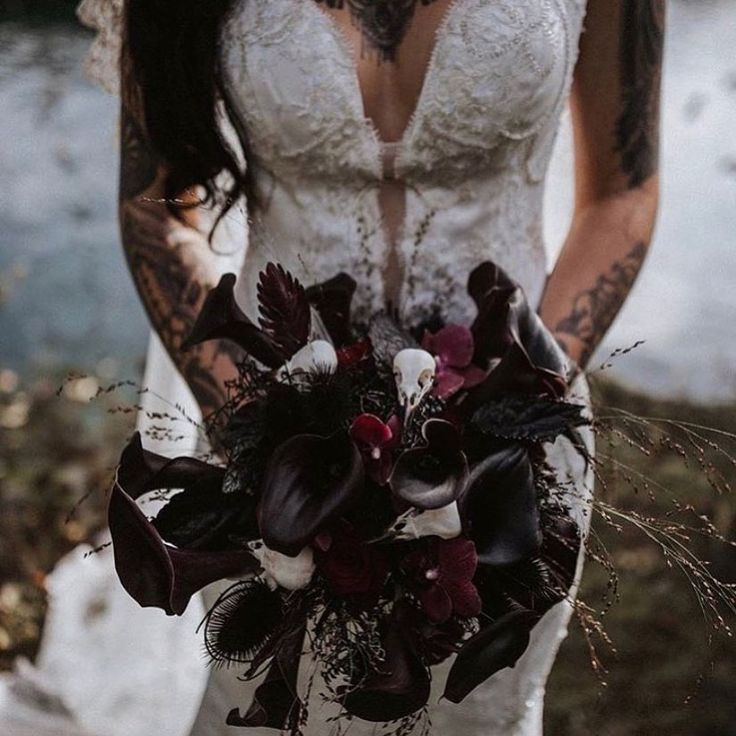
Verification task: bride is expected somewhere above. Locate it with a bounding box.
[72,0,664,734]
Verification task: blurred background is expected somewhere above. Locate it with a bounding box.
[0,1,734,734]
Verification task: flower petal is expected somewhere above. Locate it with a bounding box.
[349,414,394,449]
[447,580,482,619]
[343,611,431,722]
[428,324,476,368]
[108,479,257,616]
[227,624,306,731]
[434,369,466,400]
[258,433,364,556]
[181,273,283,368]
[421,584,454,624]
[459,444,541,567]
[118,431,224,500]
[466,262,568,398]
[444,609,538,703]
[305,272,357,347]
[390,420,467,510]
[438,537,478,581]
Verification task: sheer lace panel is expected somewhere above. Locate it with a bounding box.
[312,0,460,305]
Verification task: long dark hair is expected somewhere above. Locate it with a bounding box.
[123,0,258,225]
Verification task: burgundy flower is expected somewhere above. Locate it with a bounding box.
[349,413,401,484]
[393,599,465,666]
[316,522,389,605]
[402,537,482,624]
[421,324,486,399]
[336,338,371,368]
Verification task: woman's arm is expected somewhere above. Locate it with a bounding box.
[539,0,665,370]
[118,98,241,431]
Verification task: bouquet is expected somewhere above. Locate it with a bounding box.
[107,260,592,732]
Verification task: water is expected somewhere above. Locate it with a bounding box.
[1,1,735,400]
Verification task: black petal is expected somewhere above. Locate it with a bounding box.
[305,272,357,347]
[443,609,538,703]
[227,625,306,730]
[459,444,541,566]
[390,419,468,510]
[343,610,431,722]
[181,273,284,368]
[108,478,258,616]
[258,433,364,556]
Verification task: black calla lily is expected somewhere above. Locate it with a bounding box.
[108,479,258,616]
[181,272,284,368]
[389,419,468,510]
[466,262,569,401]
[257,432,364,556]
[343,608,431,722]
[117,432,259,551]
[458,443,541,567]
[107,433,258,615]
[227,624,306,731]
[305,272,357,347]
[443,609,538,703]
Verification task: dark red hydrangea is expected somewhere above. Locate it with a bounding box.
[316,523,389,606]
[401,537,482,624]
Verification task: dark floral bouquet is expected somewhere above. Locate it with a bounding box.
[107,260,592,732]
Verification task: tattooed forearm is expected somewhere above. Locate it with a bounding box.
[615,0,665,188]
[118,104,241,424]
[553,242,647,367]
[119,109,160,200]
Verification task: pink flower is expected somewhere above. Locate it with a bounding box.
[349,414,401,484]
[421,325,487,399]
[401,537,482,624]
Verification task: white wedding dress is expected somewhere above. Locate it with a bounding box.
[4,1,594,734]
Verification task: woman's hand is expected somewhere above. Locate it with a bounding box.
[117,101,243,441]
[539,0,665,370]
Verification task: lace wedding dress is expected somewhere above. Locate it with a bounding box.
[22,2,593,734]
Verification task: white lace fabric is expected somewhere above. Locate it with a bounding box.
[222,0,587,330]
[70,2,593,735]
[76,0,123,95]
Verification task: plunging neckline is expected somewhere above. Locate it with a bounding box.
[306,0,464,152]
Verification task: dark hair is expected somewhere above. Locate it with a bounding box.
[123,0,258,227]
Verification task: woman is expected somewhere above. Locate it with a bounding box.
[79,0,664,734]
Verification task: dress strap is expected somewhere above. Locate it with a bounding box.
[76,0,124,95]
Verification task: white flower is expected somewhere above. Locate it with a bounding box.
[388,502,462,541]
[250,542,315,591]
[276,340,338,383]
[393,348,436,414]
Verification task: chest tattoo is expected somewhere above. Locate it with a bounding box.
[314,0,443,61]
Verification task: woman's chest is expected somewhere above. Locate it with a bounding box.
[221,0,587,180]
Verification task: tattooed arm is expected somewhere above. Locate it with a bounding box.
[118,100,242,441]
[539,0,665,370]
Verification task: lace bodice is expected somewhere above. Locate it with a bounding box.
[220,0,587,326]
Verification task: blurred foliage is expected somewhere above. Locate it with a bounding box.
[547,380,736,736]
[0,369,135,670]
